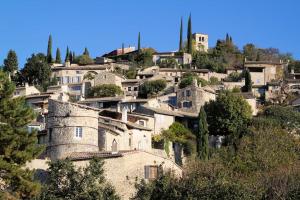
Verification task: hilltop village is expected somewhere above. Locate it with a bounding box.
[1,16,300,200]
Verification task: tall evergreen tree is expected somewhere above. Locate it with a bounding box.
[122,43,125,54]
[55,48,61,64]
[187,14,193,54]
[72,51,76,61]
[229,36,233,45]
[197,107,209,160]
[138,32,141,52]
[179,17,183,52]
[0,71,43,199]
[65,46,70,62]
[244,69,252,92]
[83,47,90,56]
[3,50,18,73]
[225,33,230,44]
[69,51,73,63]
[47,34,53,63]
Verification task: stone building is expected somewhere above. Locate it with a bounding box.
[193,33,209,52]
[152,52,192,65]
[93,72,125,88]
[13,83,40,98]
[177,79,216,113]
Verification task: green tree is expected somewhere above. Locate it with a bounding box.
[179,73,208,89]
[179,17,183,52]
[134,48,155,66]
[0,71,43,199]
[47,35,53,63]
[3,50,18,73]
[138,79,166,98]
[205,91,252,146]
[125,67,137,79]
[39,158,120,200]
[187,14,193,54]
[137,32,141,52]
[197,107,209,160]
[65,46,70,62]
[83,47,90,56]
[55,48,61,64]
[87,84,123,98]
[243,69,252,92]
[75,54,94,65]
[21,53,51,87]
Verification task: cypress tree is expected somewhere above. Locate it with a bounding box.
[65,46,70,62]
[3,50,18,73]
[122,43,125,54]
[229,36,233,45]
[179,17,183,52]
[138,32,141,52]
[55,48,61,64]
[69,51,73,63]
[72,52,76,61]
[187,14,193,54]
[47,34,53,63]
[244,69,252,92]
[225,33,230,44]
[197,107,209,160]
[83,47,90,56]
[0,71,43,199]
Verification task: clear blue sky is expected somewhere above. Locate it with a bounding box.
[0,0,299,68]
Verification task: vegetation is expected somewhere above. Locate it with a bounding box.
[125,66,137,79]
[83,47,90,56]
[47,35,52,63]
[55,48,61,64]
[75,54,94,65]
[205,91,252,146]
[87,84,123,98]
[187,14,192,54]
[65,46,70,62]
[138,79,166,98]
[39,158,120,200]
[224,72,243,82]
[138,32,141,52]
[197,107,209,160]
[157,58,178,68]
[132,122,300,200]
[3,50,18,73]
[243,69,252,92]
[179,72,208,88]
[0,71,43,199]
[179,17,183,52]
[21,53,51,89]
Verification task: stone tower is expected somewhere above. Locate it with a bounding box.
[47,99,99,160]
[193,33,209,52]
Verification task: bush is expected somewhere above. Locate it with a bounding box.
[75,55,94,65]
[179,73,208,89]
[87,84,123,98]
[139,79,166,98]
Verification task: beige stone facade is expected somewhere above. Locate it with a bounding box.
[93,72,125,88]
[14,83,40,98]
[193,33,209,52]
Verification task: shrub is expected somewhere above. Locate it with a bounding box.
[87,84,123,98]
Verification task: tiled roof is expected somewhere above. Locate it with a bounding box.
[159,68,209,73]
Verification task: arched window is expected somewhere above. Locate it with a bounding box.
[112,139,118,153]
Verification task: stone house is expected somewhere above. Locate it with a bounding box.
[13,83,40,98]
[177,80,216,113]
[153,52,192,65]
[93,72,125,88]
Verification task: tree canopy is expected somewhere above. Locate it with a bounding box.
[87,84,123,98]
[0,71,43,199]
[39,158,120,200]
[138,79,166,98]
[3,50,18,73]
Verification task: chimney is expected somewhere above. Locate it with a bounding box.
[121,105,128,123]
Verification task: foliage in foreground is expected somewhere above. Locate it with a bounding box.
[38,158,120,200]
[0,71,43,199]
[132,124,300,200]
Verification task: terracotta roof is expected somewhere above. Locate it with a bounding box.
[66,151,123,161]
[126,121,152,131]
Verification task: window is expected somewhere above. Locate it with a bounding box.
[75,127,83,138]
[144,165,159,180]
[128,87,132,91]
[134,87,138,91]
[183,101,192,108]
[181,91,185,97]
[49,128,52,142]
[139,120,145,126]
[186,90,191,97]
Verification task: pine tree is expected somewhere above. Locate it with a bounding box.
[187,14,193,54]
[3,50,18,73]
[0,71,43,199]
[138,32,141,52]
[244,69,252,92]
[197,107,209,160]
[55,48,61,63]
[65,46,70,62]
[47,34,53,63]
[179,17,183,52]
[83,47,90,56]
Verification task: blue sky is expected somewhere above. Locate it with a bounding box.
[0,0,299,68]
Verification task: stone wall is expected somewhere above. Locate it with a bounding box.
[93,72,124,88]
[47,100,99,160]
